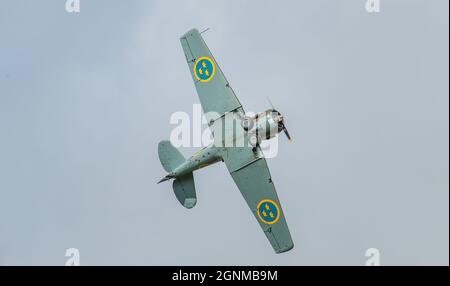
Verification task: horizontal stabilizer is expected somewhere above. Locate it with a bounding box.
[158,140,185,173]
[173,173,197,209]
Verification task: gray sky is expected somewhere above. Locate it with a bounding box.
[0,0,448,265]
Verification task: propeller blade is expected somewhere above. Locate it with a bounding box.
[266,97,275,110]
[283,127,292,143]
[267,97,292,143]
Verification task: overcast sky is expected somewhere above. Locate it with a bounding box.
[0,0,448,265]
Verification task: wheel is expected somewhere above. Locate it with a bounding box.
[240,116,254,131]
[248,132,260,147]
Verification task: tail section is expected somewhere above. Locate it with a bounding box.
[158,140,185,173]
[173,173,197,209]
[157,140,197,209]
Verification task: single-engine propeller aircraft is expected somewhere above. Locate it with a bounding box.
[158,28,294,253]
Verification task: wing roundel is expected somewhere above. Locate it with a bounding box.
[180,29,243,125]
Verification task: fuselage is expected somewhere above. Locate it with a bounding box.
[170,145,222,178]
[168,109,285,179]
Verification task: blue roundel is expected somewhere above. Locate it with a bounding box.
[194,57,215,82]
[257,200,280,224]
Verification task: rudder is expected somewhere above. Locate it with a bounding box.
[158,140,197,209]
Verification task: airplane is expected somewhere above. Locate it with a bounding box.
[157,28,294,253]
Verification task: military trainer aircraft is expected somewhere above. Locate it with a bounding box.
[157,28,294,253]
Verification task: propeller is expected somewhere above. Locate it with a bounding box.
[281,123,292,143]
[266,98,293,143]
[267,97,275,110]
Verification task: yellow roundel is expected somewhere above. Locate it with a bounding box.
[256,199,280,225]
[193,56,216,83]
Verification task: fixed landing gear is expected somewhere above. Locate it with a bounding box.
[236,112,255,131]
[249,133,261,155]
[248,132,260,147]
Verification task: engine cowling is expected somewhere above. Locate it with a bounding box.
[247,109,284,146]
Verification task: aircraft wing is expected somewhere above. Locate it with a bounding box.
[181,28,293,253]
[222,146,294,253]
[180,29,243,125]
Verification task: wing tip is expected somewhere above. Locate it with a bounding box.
[275,242,294,254]
[181,28,200,39]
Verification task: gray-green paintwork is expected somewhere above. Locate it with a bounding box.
[180,28,244,125]
[173,173,197,209]
[158,28,294,253]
